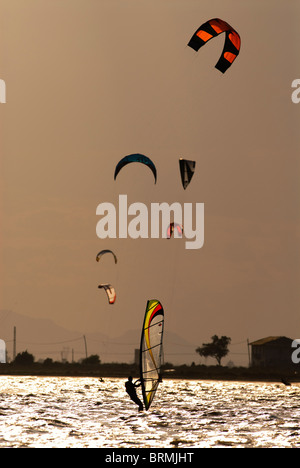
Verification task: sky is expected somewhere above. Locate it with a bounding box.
[0,0,299,366]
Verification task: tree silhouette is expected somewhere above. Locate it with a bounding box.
[196,335,231,365]
[82,354,101,365]
[14,350,34,366]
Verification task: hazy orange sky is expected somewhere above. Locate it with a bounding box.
[0,0,299,364]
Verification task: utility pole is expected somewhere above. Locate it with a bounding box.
[13,326,16,361]
[247,338,251,367]
[83,335,88,359]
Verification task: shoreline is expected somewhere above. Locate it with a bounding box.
[0,362,299,383]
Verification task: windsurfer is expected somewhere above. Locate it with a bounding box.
[125,376,143,411]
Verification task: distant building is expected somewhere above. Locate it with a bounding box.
[250,336,295,369]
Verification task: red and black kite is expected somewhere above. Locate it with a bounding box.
[167,222,183,239]
[188,18,241,73]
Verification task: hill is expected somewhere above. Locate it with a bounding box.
[0,310,196,365]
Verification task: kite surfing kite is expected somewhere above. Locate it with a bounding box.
[188,18,241,73]
[114,154,157,183]
[140,299,164,410]
[167,222,183,239]
[98,283,116,304]
[96,249,117,264]
[179,158,196,190]
[96,251,117,304]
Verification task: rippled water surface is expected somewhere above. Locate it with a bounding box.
[0,376,299,448]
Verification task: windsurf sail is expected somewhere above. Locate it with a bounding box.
[140,299,164,410]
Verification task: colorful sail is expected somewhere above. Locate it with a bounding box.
[140,299,164,410]
[179,158,196,190]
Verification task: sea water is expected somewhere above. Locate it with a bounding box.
[0,376,299,448]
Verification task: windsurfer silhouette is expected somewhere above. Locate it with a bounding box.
[125,376,143,411]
